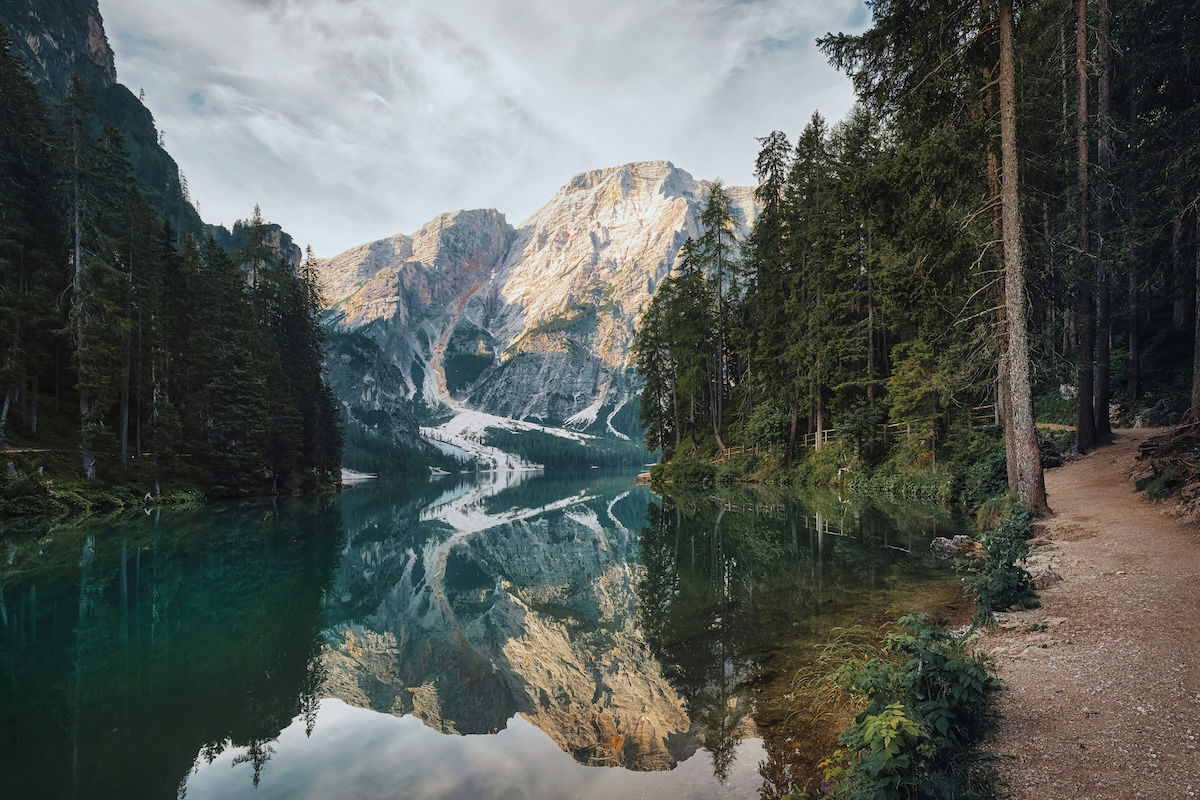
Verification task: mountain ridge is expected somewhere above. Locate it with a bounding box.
[320,160,757,467]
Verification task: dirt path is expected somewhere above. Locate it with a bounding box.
[987,428,1200,798]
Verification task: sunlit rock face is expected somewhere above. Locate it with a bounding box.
[318,476,705,770]
[319,162,756,438]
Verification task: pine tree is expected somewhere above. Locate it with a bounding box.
[696,184,737,449]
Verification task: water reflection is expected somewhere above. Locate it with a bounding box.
[0,498,343,800]
[0,472,964,800]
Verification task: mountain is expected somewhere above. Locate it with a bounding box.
[321,161,756,465]
[0,0,300,266]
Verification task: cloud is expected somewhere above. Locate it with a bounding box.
[103,0,864,256]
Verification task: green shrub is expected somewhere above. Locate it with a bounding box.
[1033,389,1075,425]
[651,456,717,486]
[959,448,1008,508]
[1135,467,1181,499]
[834,402,888,465]
[803,439,856,488]
[715,450,768,483]
[821,615,999,799]
[962,506,1039,625]
[739,405,790,447]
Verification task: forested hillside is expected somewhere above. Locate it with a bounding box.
[0,25,341,514]
[636,0,1198,508]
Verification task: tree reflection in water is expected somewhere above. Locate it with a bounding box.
[0,474,963,800]
[636,486,967,798]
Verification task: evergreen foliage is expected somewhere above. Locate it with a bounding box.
[0,25,341,506]
[633,0,1200,509]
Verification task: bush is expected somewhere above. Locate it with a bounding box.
[803,439,857,488]
[962,506,1039,625]
[959,448,1009,508]
[834,402,888,465]
[1135,467,1181,499]
[1034,388,1076,425]
[651,456,717,486]
[821,615,999,800]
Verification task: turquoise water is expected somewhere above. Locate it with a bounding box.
[0,471,964,799]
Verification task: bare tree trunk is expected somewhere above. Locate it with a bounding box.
[866,261,876,406]
[788,402,798,455]
[1000,0,1051,514]
[119,360,130,468]
[1127,97,1141,402]
[671,381,680,450]
[714,239,728,451]
[814,390,825,452]
[30,376,37,434]
[1094,0,1113,439]
[1074,0,1097,454]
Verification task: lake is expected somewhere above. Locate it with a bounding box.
[0,470,967,799]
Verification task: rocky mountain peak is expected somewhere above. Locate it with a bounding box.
[320,162,759,454]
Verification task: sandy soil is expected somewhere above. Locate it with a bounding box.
[986,428,1200,798]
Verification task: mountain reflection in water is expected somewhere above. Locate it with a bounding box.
[0,470,965,800]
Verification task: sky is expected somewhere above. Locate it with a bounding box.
[103,0,867,257]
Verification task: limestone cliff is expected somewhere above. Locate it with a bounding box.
[321,161,757,444]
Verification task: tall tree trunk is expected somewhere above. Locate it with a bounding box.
[30,376,37,434]
[866,258,876,406]
[71,109,95,481]
[119,356,130,468]
[1074,0,1097,454]
[714,240,727,451]
[988,143,1019,490]
[1171,208,1187,330]
[1094,0,1113,438]
[788,402,798,456]
[814,389,825,452]
[1000,0,1051,514]
[0,393,9,445]
[1126,98,1141,402]
[671,380,681,450]
[1192,214,1200,418]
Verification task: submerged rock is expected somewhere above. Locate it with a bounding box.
[930,535,984,562]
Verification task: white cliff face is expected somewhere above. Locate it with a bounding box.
[319,161,756,440]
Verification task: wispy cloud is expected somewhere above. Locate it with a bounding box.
[103,0,864,255]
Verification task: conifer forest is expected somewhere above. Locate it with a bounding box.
[2,0,1199,798]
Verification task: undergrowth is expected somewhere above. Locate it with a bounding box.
[807,614,1001,800]
[960,504,1039,626]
